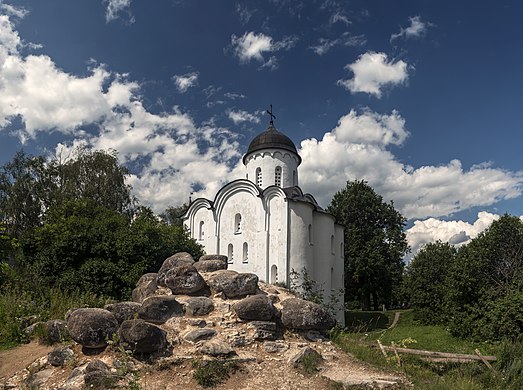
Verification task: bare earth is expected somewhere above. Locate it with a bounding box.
[0,341,53,382]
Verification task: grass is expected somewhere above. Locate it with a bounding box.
[332,309,505,390]
[192,358,241,388]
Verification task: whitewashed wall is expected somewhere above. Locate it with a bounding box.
[244,149,300,188]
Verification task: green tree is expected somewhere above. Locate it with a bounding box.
[160,203,190,227]
[328,180,408,310]
[404,241,456,324]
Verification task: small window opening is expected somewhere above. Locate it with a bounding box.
[331,235,335,255]
[256,167,262,187]
[227,243,234,263]
[275,166,282,187]
[198,221,204,241]
[293,171,296,185]
[340,242,344,258]
[234,213,242,234]
[242,242,248,263]
[308,224,313,245]
[271,265,278,284]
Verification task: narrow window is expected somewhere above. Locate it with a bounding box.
[331,235,335,255]
[227,243,234,263]
[275,166,282,187]
[308,224,313,245]
[234,213,242,234]
[198,221,204,241]
[340,242,344,258]
[271,265,278,284]
[242,242,248,263]
[293,171,296,185]
[256,167,262,187]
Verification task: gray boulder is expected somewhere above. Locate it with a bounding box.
[184,328,217,343]
[131,277,158,303]
[233,295,278,321]
[84,359,116,387]
[157,252,195,287]
[136,273,158,286]
[185,297,214,316]
[194,259,228,273]
[199,254,228,262]
[48,346,74,367]
[164,264,206,294]
[281,298,335,330]
[119,319,167,354]
[66,308,118,349]
[104,301,141,324]
[250,321,278,340]
[206,270,259,298]
[198,341,235,357]
[138,296,184,324]
[289,346,323,368]
[43,319,68,344]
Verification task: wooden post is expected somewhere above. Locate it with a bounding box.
[475,349,495,372]
[391,342,401,366]
[377,340,388,359]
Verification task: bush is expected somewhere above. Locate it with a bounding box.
[192,359,240,388]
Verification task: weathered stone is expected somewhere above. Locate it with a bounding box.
[84,359,116,387]
[48,346,74,367]
[198,341,235,357]
[157,252,195,287]
[23,322,41,339]
[206,270,259,298]
[185,297,215,316]
[136,273,158,287]
[184,328,217,343]
[305,330,328,342]
[199,254,228,262]
[188,318,207,327]
[194,259,228,273]
[264,341,289,353]
[138,296,184,324]
[233,295,277,321]
[66,308,118,349]
[26,368,54,389]
[164,264,206,294]
[119,319,167,354]
[281,298,335,330]
[250,321,278,340]
[104,301,141,324]
[131,278,158,303]
[288,346,323,368]
[44,319,68,344]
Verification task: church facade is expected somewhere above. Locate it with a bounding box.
[183,117,345,323]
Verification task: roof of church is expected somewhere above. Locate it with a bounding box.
[242,121,301,164]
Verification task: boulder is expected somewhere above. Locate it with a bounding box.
[104,302,141,324]
[198,341,235,357]
[138,296,184,324]
[164,264,206,294]
[131,277,158,303]
[48,346,74,367]
[184,328,217,343]
[119,319,167,354]
[206,270,259,298]
[250,321,278,340]
[157,252,195,287]
[84,359,116,387]
[136,273,158,287]
[26,368,54,389]
[43,319,68,344]
[66,308,118,349]
[194,259,228,273]
[264,341,289,353]
[233,295,278,321]
[185,297,214,316]
[288,346,323,368]
[281,298,335,330]
[199,254,228,262]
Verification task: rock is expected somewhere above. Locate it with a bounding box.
[289,346,323,368]
[198,340,235,357]
[26,368,54,388]
[264,341,289,353]
[48,346,74,367]
[84,359,116,387]
[305,330,328,342]
[199,254,228,262]
[131,277,158,303]
[157,252,195,287]
[138,296,184,324]
[268,294,280,304]
[185,297,215,316]
[194,259,228,273]
[164,264,206,294]
[104,301,141,324]
[250,321,278,340]
[233,295,277,321]
[66,308,118,349]
[62,365,86,389]
[281,298,336,330]
[136,272,158,286]
[119,319,167,354]
[44,319,68,344]
[23,321,42,339]
[184,328,217,343]
[206,270,259,298]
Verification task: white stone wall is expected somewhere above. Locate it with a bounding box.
[244,149,300,188]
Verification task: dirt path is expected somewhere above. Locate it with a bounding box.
[0,341,53,382]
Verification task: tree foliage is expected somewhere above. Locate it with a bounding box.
[328,180,408,310]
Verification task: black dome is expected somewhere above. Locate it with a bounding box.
[243,122,301,164]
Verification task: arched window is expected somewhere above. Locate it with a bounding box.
[227,243,233,263]
[234,213,242,234]
[198,221,204,241]
[293,171,296,186]
[331,235,335,254]
[275,166,282,187]
[256,167,262,187]
[340,242,344,258]
[271,265,278,284]
[308,224,313,245]
[242,242,248,263]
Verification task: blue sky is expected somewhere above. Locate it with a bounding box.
[0,0,522,255]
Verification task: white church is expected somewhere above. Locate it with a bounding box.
[183,111,345,323]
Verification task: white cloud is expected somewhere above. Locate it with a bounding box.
[329,12,350,25]
[173,72,199,93]
[298,108,523,219]
[227,109,260,125]
[391,16,427,42]
[104,0,134,24]
[235,3,255,25]
[0,2,28,19]
[337,52,408,97]
[230,31,297,67]
[405,211,500,261]
[310,33,366,56]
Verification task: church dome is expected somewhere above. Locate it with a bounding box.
[243,122,301,164]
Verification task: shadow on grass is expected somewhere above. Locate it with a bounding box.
[345,311,390,332]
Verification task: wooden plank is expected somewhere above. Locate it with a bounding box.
[420,357,481,363]
[475,349,495,371]
[377,340,388,359]
[388,312,401,329]
[391,342,401,366]
[379,346,497,362]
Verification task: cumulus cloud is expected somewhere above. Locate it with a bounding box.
[230,31,297,68]
[173,72,199,93]
[310,33,366,55]
[104,0,134,24]
[338,52,408,97]
[227,109,260,125]
[298,108,523,219]
[405,211,500,260]
[0,2,28,19]
[391,16,428,42]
